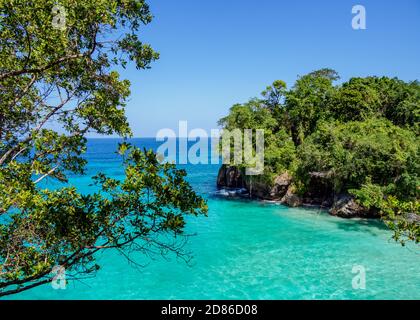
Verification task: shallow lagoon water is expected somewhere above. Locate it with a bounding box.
[10,139,420,299]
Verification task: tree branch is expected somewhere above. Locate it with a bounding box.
[33,165,60,184]
[0,53,84,81]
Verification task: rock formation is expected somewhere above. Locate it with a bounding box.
[216,165,376,219]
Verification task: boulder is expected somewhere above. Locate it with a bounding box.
[329,194,375,218]
[303,171,334,205]
[248,172,293,200]
[272,172,293,197]
[281,186,302,207]
[247,179,270,199]
[217,166,293,200]
[217,165,244,189]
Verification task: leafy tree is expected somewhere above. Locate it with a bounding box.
[261,80,287,111]
[297,118,418,193]
[218,98,296,180]
[219,69,419,245]
[0,0,207,296]
[285,68,339,145]
[350,182,419,244]
[218,100,277,132]
[330,77,420,127]
[329,78,382,121]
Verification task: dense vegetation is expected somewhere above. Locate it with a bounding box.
[0,0,207,296]
[219,69,419,245]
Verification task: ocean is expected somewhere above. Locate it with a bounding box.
[9,138,420,299]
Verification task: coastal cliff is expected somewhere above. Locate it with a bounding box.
[217,165,377,218]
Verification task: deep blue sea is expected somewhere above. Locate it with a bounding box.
[9,139,420,299]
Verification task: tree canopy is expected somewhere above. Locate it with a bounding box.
[219,69,419,245]
[0,0,207,296]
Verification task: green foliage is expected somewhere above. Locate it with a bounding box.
[218,99,296,181]
[219,69,419,246]
[349,179,386,209]
[297,118,418,192]
[330,77,420,128]
[381,197,419,245]
[0,146,208,294]
[261,80,287,116]
[285,68,339,144]
[218,99,277,131]
[0,0,206,296]
[350,183,419,244]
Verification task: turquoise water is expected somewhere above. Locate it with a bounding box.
[10,139,420,299]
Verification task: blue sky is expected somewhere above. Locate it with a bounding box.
[109,0,420,137]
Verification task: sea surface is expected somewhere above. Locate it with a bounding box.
[9,138,420,299]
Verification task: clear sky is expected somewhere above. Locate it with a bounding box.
[108,0,420,138]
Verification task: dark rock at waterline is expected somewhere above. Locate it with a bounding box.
[217,166,293,200]
[281,187,302,207]
[246,171,293,200]
[303,171,334,205]
[245,178,270,199]
[217,165,245,189]
[329,194,378,218]
[216,166,377,219]
[272,173,293,198]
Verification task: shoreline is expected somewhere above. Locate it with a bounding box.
[213,187,382,220]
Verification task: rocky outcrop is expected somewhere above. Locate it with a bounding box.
[216,166,377,220]
[302,171,334,206]
[217,166,293,200]
[247,179,272,199]
[217,165,245,189]
[329,194,377,218]
[273,173,293,198]
[281,186,302,207]
[248,172,293,200]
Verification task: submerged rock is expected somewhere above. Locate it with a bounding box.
[213,187,249,199]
